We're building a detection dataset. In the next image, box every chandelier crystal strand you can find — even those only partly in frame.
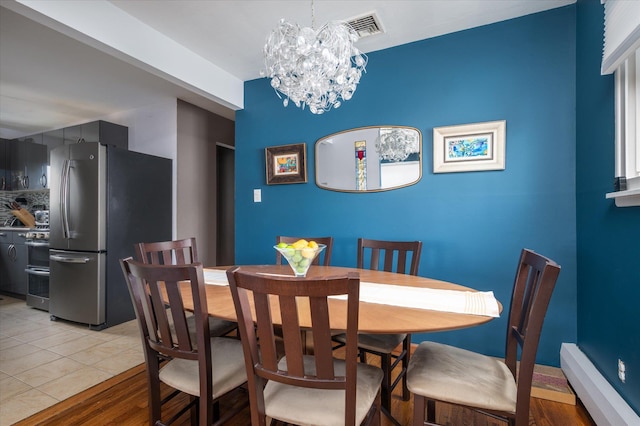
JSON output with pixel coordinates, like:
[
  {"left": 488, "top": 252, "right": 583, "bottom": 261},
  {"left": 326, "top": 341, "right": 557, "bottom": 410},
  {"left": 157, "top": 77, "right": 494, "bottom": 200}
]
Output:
[{"left": 262, "top": 12, "right": 367, "bottom": 114}]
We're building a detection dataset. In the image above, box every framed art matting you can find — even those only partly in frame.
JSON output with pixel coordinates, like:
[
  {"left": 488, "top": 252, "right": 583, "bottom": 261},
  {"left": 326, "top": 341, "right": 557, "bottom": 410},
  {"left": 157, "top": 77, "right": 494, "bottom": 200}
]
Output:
[
  {"left": 433, "top": 120, "right": 506, "bottom": 173},
  {"left": 265, "top": 143, "right": 307, "bottom": 184}
]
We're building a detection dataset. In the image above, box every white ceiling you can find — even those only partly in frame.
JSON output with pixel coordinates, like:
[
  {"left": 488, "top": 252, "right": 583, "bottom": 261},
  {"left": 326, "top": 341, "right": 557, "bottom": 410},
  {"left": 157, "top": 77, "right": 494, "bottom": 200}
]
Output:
[{"left": 0, "top": 0, "right": 575, "bottom": 139}]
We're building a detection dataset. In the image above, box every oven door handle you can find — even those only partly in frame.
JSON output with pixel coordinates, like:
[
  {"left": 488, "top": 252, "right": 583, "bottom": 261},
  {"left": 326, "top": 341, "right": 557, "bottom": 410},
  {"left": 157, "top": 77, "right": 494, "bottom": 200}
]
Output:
[
  {"left": 50, "top": 254, "right": 91, "bottom": 264},
  {"left": 25, "top": 268, "right": 50, "bottom": 277}
]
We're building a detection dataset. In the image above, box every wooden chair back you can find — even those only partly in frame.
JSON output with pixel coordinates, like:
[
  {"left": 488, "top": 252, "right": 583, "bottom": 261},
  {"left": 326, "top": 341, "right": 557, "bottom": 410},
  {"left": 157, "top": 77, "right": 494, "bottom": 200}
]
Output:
[
  {"left": 275, "top": 235, "right": 334, "bottom": 266},
  {"left": 357, "top": 238, "right": 422, "bottom": 275},
  {"left": 505, "top": 248, "right": 561, "bottom": 425},
  {"left": 120, "top": 257, "right": 214, "bottom": 424},
  {"left": 135, "top": 237, "right": 198, "bottom": 265},
  {"left": 134, "top": 237, "right": 238, "bottom": 340},
  {"left": 226, "top": 267, "right": 361, "bottom": 425}
]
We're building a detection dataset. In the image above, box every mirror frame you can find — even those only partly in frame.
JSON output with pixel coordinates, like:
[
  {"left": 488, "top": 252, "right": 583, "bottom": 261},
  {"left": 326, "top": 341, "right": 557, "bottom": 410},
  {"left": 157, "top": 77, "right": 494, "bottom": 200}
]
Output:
[{"left": 314, "top": 125, "right": 422, "bottom": 193}]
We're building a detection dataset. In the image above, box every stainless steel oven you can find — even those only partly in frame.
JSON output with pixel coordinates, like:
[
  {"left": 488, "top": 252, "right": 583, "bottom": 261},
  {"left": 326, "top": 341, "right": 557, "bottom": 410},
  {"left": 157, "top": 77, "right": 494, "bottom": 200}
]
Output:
[{"left": 25, "top": 230, "right": 50, "bottom": 311}]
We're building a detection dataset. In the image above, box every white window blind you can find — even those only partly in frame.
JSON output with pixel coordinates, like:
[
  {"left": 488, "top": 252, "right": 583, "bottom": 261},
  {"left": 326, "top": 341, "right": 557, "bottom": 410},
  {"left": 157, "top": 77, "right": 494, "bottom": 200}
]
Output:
[
  {"left": 606, "top": 49, "right": 640, "bottom": 206},
  {"left": 603, "top": 2, "right": 640, "bottom": 206},
  {"left": 601, "top": 0, "right": 640, "bottom": 75}
]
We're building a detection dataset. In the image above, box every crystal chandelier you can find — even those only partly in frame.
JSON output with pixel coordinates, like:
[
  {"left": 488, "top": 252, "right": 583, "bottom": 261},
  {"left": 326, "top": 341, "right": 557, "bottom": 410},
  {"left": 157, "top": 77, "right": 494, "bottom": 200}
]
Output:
[
  {"left": 375, "top": 128, "right": 420, "bottom": 162},
  {"left": 262, "top": 1, "right": 367, "bottom": 114}
]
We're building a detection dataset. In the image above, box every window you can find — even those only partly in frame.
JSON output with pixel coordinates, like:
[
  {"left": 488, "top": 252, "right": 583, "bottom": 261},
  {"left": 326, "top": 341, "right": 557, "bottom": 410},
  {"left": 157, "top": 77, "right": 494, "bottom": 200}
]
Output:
[
  {"left": 615, "top": 51, "right": 639, "bottom": 185},
  {"left": 602, "top": 0, "right": 640, "bottom": 207}
]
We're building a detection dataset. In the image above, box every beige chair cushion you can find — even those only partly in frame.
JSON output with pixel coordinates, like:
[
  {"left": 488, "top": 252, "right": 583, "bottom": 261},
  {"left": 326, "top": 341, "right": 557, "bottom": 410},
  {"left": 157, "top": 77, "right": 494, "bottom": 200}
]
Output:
[
  {"left": 264, "top": 355, "right": 383, "bottom": 426},
  {"left": 407, "top": 341, "right": 517, "bottom": 414},
  {"left": 159, "top": 337, "right": 247, "bottom": 398}
]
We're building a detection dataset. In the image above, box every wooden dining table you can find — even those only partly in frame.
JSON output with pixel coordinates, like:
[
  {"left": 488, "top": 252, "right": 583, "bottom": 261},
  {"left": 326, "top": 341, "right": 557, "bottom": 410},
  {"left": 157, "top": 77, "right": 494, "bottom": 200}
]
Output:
[{"left": 179, "top": 264, "right": 501, "bottom": 334}]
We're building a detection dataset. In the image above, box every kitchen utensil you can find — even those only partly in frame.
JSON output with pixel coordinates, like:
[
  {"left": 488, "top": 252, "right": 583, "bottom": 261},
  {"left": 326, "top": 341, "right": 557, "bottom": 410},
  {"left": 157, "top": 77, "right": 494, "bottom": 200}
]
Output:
[
  {"left": 11, "top": 209, "right": 36, "bottom": 227},
  {"left": 34, "top": 210, "right": 49, "bottom": 226}
]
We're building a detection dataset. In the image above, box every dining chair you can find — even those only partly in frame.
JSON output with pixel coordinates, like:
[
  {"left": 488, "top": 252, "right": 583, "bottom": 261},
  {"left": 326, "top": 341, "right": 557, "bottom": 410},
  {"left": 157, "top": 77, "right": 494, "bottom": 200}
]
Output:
[
  {"left": 407, "top": 248, "right": 561, "bottom": 426},
  {"left": 120, "top": 257, "right": 248, "bottom": 426},
  {"left": 135, "top": 238, "right": 238, "bottom": 338},
  {"left": 333, "top": 237, "right": 422, "bottom": 423},
  {"left": 226, "top": 266, "right": 383, "bottom": 426},
  {"left": 275, "top": 235, "right": 334, "bottom": 266}
]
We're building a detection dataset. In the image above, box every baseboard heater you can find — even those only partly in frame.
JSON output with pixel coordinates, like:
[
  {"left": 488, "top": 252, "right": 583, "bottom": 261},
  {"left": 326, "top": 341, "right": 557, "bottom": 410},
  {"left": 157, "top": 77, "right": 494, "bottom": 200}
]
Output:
[{"left": 560, "top": 343, "right": 640, "bottom": 425}]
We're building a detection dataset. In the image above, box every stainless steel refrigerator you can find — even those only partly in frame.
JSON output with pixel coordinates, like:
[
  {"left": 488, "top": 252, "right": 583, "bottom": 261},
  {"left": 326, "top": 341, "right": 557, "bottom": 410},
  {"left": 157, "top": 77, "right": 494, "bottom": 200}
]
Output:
[{"left": 49, "top": 142, "right": 171, "bottom": 329}]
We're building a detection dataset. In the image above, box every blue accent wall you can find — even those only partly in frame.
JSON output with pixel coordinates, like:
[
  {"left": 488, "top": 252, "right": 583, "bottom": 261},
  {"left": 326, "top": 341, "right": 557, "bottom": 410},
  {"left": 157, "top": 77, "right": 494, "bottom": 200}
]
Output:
[
  {"left": 576, "top": 0, "right": 640, "bottom": 414},
  {"left": 235, "top": 1, "right": 640, "bottom": 414},
  {"left": 236, "top": 5, "right": 577, "bottom": 368}
]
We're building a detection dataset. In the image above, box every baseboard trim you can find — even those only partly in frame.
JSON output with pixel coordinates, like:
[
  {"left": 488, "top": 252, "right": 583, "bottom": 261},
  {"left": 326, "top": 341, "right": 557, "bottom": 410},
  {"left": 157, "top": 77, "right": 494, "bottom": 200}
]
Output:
[{"left": 560, "top": 343, "right": 640, "bottom": 425}]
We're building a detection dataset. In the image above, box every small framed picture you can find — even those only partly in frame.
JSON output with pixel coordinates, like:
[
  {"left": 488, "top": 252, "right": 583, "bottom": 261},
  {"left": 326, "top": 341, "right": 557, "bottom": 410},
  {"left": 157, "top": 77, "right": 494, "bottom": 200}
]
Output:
[
  {"left": 265, "top": 143, "right": 307, "bottom": 184},
  {"left": 433, "top": 120, "right": 506, "bottom": 173}
]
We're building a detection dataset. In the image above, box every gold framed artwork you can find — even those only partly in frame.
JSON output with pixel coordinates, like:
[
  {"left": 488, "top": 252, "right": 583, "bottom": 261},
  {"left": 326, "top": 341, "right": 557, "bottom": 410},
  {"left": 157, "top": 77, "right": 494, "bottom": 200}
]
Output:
[
  {"left": 433, "top": 120, "right": 506, "bottom": 173},
  {"left": 265, "top": 143, "right": 307, "bottom": 184}
]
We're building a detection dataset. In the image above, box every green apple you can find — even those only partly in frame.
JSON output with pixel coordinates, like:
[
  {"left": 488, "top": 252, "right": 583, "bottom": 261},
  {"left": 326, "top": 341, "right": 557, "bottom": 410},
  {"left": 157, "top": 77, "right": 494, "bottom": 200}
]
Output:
[{"left": 299, "top": 258, "right": 310, "bottom": 268}]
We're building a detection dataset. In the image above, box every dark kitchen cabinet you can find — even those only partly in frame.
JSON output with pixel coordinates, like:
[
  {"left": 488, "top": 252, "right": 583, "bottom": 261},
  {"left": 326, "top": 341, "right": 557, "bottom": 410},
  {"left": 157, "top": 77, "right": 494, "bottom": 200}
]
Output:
[
  {"left": 0, "top": 231, "right": 10, "bottom": 291},
  {"left": 34, "top": 141, "right": 48, "bottom": 189},
  {"left": 20, "top": 134, "right": 48, "bottom": 189},
  {"left": 1, "top": 139, "right": 9, "bottom": 190},
  {"left": 41, "top": 129, "right": 64, "bottom": 189},
  {"left": 63, "top": 121, "right": 128, "bottom": 149},
  {"left": 0, "top": 230, "right": 28, "bottom": 296},
  {"left": 62, "top": 125, "right": 81, "bottom": 145},
  {"left": 43, "top": 128, "right": 64, "bottom": 158},
  {"left": 1, "top": 120, "right": 127, "bottom": 192},
  {"left": 10, "top": 137, "right": 47, "bottom": 190}
]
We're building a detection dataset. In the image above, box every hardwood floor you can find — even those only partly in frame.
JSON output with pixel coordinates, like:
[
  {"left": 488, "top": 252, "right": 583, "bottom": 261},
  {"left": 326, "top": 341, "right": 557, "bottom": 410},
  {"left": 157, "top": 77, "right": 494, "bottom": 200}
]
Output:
[{"left": 17, "top": 358, "right": 595, "bottom": 426}]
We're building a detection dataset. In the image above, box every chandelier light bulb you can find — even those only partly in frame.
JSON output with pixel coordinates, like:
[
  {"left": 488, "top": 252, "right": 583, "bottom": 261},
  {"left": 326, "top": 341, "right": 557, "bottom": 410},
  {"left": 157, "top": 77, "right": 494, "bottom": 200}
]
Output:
[{"left": 263, "top": 18, "right": 367, "bottom": 114}]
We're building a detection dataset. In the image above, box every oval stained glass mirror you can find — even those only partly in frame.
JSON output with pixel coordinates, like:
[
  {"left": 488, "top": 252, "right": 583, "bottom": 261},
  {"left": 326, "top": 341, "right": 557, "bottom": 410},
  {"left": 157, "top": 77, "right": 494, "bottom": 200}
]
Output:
[{"left": 315, "top": 126, "right": 422, "bottom": 192}]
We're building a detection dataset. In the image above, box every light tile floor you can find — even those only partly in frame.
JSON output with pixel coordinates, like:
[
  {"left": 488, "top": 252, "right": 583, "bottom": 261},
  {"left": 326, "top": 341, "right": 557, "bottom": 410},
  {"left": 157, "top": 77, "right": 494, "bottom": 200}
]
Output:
[{"left": 0, "top": 295, "right": 143, "bottom": 426}]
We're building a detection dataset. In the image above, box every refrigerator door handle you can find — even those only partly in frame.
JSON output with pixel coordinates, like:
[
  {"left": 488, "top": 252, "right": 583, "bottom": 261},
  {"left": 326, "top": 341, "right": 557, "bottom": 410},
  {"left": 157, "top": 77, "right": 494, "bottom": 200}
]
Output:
[
  {"left": 50, "top": 254, "right": 91, "bottom": 264},
  {"left": 61, "top": 159, "right": 71, "bottom": 239}
]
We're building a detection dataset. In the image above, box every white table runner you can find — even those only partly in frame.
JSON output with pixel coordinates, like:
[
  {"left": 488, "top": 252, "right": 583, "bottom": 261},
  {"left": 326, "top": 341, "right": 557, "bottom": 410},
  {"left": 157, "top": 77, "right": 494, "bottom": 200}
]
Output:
[
  {"left": 204, "top": 269, "right": 231, "bottom": 286},
  {"left": 331, "top": 282, "right": 500, "bottom": 317},
  {"left": 203, "top": 270, "right": 500, "bottom": 317}
]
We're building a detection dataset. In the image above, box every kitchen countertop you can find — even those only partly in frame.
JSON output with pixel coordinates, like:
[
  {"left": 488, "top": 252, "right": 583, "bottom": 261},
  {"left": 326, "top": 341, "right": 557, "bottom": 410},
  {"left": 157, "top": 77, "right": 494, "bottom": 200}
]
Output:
[{"left": 0, "top": 227, "right": 35, "bottom": 231}]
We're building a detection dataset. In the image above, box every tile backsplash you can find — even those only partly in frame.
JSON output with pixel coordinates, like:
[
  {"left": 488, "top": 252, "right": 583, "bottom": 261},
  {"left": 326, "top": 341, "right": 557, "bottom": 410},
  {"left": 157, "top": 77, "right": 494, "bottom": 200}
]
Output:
[{"left": 0, "top": 190, "right": 49, "bottom": 226}]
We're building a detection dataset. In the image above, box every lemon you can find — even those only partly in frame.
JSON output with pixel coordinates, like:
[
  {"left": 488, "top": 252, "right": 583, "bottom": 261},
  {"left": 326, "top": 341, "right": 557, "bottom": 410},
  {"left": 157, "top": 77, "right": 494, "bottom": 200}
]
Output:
[
  {"left": 308, "top": 241, "right": 318, "bottom": 249},
  {"left": 301, "top": 247, "right": 316, "bottom": 258},
  {"left": 292, "top": 239, "right": 308, "bottom": 249}
]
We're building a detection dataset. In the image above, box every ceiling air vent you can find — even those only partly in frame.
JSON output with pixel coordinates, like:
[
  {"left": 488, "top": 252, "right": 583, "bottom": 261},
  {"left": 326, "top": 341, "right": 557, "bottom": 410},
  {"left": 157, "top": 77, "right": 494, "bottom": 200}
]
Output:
[{"left": 347, "top": 12, "right": 384, "bottom": 39}]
